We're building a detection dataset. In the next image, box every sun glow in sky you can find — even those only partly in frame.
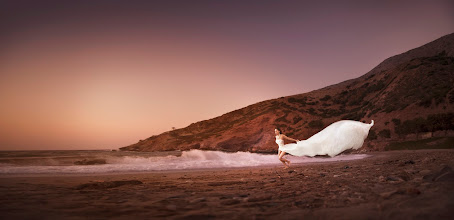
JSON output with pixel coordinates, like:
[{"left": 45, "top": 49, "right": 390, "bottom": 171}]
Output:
[{"left": 1, "top": 0, "right": 453, "bottom": 150}]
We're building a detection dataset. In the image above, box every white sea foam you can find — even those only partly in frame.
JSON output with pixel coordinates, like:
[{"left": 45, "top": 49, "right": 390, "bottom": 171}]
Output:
[{"left": 0, "top": 149, "right": 371, "bottom": 175}]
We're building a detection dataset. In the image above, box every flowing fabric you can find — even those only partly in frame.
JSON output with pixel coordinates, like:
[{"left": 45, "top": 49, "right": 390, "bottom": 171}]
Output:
[{"left": 276, "top": 120, "right": 374, "bottom": 157}]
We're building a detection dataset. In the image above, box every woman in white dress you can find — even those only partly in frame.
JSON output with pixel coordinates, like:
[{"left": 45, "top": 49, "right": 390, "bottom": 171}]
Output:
[
  {"left": 275, "top": 120, "right": 374, "bottom": 168},
  {"left": 275, "top": 128, "right": 299, "bottom": 169}
]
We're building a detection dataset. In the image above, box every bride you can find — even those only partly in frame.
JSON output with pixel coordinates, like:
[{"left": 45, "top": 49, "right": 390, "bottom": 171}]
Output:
[
  {"left": 275, "top": 128, "right": 299, "bottom": 169},
  {"left": 275, "top": 120, "right": 374, "bottom": 168}
]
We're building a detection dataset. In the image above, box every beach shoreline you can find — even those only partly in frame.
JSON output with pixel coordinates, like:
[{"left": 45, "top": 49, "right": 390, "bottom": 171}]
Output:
[
  {"left": 1, "top": 149, "right": 453, "bottom": 219},
  {"left": 0, "top": 150, "right": 372, "bottom": 177}
]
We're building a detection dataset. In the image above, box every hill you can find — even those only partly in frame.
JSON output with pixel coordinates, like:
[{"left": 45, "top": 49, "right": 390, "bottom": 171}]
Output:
[{"left": 120, "top": 33, "right": 454, "bottom": 152}]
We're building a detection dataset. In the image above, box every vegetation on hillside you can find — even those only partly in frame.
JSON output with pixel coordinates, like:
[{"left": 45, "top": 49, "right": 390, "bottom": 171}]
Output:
[{"left": 392, "top": 113, "right": 454, "bottom": 139}]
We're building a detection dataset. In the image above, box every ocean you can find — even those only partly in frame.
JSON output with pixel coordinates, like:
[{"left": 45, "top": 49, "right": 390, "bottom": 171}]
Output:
[{"left": 0, "top": 149, "right": 371, "bottom": 175}]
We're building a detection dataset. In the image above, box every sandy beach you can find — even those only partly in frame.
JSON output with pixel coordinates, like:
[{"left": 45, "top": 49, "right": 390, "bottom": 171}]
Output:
[{"left": 1, "top": 149, "right": 453, "bottom": 219}]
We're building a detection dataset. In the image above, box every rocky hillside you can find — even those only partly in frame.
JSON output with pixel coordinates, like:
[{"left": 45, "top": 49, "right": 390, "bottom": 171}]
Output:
[{"left": 120, "top": 33, "right": 454, "bottom": 153}]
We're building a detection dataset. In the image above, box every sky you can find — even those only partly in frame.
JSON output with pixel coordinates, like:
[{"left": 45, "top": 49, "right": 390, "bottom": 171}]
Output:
[{"left": 1, "top": 0, "right": 453, "bottom": 150}]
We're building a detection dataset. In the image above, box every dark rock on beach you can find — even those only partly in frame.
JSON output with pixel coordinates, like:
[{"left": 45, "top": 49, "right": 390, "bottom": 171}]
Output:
[
  {"left": 75, "top": 180, "right": 143, "bottom": 190},
  {"left": 423, "top": 165, "right": 454, "bottom": 182},
  {"left": 74, "top": 159, "right": 107, "bottom": 165}
]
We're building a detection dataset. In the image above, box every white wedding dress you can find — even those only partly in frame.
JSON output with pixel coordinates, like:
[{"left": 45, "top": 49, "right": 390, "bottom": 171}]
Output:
[{"left": 276, "top": 120, "right": 374, "bottom": 157}]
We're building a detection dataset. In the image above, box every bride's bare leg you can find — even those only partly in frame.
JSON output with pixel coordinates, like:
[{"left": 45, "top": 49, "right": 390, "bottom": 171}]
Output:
[
  {"left": 278, "top": 150, "right": 286, "bottom": 167},
  {"left": 279, "top": 151, "right": 291, "bottom": 166},
  {"left": 278, "top": 151, "right": 289, "bottom": 169}
]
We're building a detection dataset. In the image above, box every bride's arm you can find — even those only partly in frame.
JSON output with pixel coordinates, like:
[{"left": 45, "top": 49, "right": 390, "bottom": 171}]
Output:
[{"left": 283, "top": 135, "right": 299, "bottom": 142}]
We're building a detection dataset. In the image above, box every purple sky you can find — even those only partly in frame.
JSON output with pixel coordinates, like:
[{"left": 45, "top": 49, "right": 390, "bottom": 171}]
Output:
[{"left": 1, "top": 0, "right": 453, "bottom": 150}]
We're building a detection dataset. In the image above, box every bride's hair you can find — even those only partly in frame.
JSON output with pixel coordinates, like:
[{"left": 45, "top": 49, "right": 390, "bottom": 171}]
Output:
[{"left": 276, "top": 128, "right": 282, "bottom": 134}]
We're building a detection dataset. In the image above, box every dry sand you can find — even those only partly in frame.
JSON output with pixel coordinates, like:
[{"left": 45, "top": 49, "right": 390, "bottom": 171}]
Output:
[{"left": 1, "top": 149, "right": 454, "bottom": 219}]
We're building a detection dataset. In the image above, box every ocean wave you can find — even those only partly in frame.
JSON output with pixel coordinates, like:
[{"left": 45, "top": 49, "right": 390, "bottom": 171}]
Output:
[{"left": 0, "top": 149, "right": 371, "bottom": 174}]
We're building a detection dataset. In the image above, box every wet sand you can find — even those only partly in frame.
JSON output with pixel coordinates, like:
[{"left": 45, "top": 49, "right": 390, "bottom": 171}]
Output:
[{"left": 1, "top": 149, "right": 454, "bottom": 219}]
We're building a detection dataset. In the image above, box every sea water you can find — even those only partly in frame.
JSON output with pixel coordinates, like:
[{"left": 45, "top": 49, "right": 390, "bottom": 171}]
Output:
[{"left": 0, "top": 149, "right": 371, "bottom": 175}]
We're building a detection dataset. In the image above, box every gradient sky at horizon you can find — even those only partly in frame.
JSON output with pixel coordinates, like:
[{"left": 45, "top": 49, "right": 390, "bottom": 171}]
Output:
[{"left": 1, "top": 0, "right": 453, "bottom": 150}]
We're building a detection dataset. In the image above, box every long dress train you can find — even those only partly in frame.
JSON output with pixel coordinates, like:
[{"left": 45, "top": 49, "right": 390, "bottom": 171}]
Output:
[{"left": 276, "top": 120, "right": 374, "bottom": 157}]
